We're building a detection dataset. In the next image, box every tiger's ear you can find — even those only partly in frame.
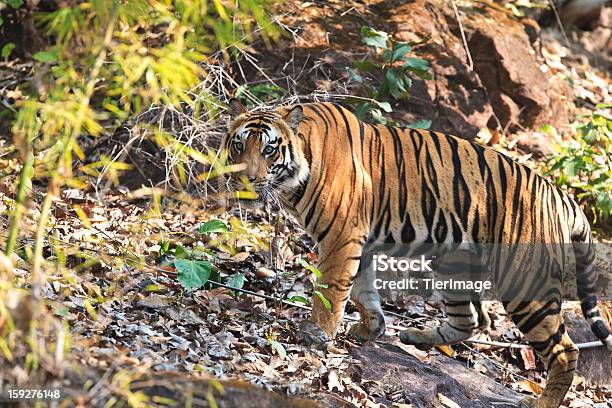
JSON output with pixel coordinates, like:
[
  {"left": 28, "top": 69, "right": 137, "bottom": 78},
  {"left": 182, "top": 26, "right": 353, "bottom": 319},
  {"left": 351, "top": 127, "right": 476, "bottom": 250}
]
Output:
[
  {"left": 228, "top": 98, "right": 247, "bottom": 119},
  {"left": 284, "top": 105, "right": 304, "bottom": 131}
]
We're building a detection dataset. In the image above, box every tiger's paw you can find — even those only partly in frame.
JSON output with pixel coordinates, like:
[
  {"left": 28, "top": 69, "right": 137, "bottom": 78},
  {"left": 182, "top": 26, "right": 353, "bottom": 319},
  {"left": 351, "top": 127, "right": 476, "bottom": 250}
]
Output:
[
  {"left": 348, "top": 315, "right": 386, "bottom": 342},
  {"left": 348, "top": 323, "right": 383, "bottom": 342},
  {"left": 517, "top": 397, "right": 538, "bottom": 407},
  {"left": 399, "top": 327, "right": 434, "bottom": 345},
  {"left": 296, "top": 320, "right": 328, "bottom": 349}
]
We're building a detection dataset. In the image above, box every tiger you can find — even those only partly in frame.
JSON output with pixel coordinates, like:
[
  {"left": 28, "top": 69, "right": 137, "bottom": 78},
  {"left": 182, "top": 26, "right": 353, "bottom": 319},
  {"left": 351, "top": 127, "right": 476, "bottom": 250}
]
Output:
[{"left": 219, "top": 98, "right": 612, "bottom": 408}]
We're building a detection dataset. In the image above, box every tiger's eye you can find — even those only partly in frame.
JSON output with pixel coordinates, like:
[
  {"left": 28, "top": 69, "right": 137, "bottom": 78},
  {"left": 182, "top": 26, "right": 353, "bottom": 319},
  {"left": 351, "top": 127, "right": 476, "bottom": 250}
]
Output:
[
  {"left": 263, "top": 146, "right": 275, "bottom": 156},
  {"left": 235, "top": 141, "right": 244, "bottom": 151}
]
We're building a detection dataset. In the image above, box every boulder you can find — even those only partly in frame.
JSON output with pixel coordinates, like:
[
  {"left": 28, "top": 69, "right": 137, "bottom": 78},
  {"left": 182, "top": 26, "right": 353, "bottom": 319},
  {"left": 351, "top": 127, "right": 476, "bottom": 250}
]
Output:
[{"left": 349, "top": 344, "right": 523, "bottom": 407}]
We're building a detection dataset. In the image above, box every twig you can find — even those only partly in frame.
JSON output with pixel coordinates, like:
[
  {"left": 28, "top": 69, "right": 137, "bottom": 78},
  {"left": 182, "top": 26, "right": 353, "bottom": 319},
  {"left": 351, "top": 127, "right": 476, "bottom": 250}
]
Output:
[
  {"left": 450, "top": 0, "right": 474, "bottom": 71},
  {"left": 548, "top": 0, "right": 571, "bottom": 48}
]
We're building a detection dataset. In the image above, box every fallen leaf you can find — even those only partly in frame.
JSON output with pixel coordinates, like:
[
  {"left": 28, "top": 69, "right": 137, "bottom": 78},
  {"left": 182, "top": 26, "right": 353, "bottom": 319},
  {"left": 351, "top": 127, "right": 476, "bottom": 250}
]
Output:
[
  {"left": 255, "top": 267, "right": 275, "bottom": 278},
  {"left": 394, "top": 343, "right": 430, "bottom": 363},
  {"left": 326, "top": 369, "right": 345, "bottom": 393},
  {"left": 518, "top": 380, "right": 543, "bottom": 395},
  {"left": 437, "top": 393, "right": 461, "bottom": 408},
  {"left": 436, "top": 345, "right": 455, "bottom": 358},
  {"left": 136, "top": 294, "right": 171, "bottom": 310},
  {"left": 520, "top": 347, "right": 537, "bottom": 370}
]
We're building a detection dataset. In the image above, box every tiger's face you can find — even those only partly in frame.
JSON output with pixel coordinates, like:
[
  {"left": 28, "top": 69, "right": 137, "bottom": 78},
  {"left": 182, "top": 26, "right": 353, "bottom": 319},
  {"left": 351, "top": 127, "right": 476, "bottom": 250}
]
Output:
[{"left": 220, "top": 99, "right": 309, "bottom": 209}]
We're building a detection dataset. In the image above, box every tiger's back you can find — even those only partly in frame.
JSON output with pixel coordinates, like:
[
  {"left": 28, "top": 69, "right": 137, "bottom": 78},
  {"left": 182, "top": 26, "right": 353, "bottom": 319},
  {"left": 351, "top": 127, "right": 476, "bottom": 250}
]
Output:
[{"left": 300, "top": 102, "right": 584, "bottom": 247}]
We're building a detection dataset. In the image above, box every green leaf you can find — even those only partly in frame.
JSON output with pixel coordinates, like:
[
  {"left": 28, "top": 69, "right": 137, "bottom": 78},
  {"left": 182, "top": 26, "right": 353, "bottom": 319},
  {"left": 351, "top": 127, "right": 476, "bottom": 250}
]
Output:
[
  {"left": 346, "top": 67, "right": 364, "bottom": 84},
  {"left": 314, "top": 291, "right": 332, "bottom": 311},
  {"left": 538, "top": 124, "right": 557, "bottom": 136},
  {"left": 371, "top": 109, "right": 387, "bottom": 124},
  {"left": 352, "top": 60, "right": 378, "bottom": 73},
  {"left": 375, "top": 101, "right": 392, "bottom": 113},
  {"left": 32, "top": 47, "right": 59, "bottom": 63},
  {"left": 403, "top": 57, "right": 430, "bottom": 73},
  {"left": 385, "top": 69, "right": 407, "bottom": 99},
  {"left": 174, "top": 259, "right": 212, "bottom": 290},
  {"left": 401, "top": 75, "right": 413, "bottom": 92},
  {"left": 354, "top": 101, "right": 372, "bottom": 120},
  {"left": 391, "top": 43, "right": 412, "bottom": 62},
  {"left": 267, "top": 338, "right": 286, "bottom": 359},
  {"left": 54, "top": 306, "right": 69, "bottom": 317},
  {"left": 595, "top": 103, "right": 612, "bottom": 110},
  {"left": 1, "top": 43, "right": 15, "bottom": 59},
  {"left": 226, "top": 272, "right": 245, "bottom": 290},
  {"left": 297, "top": 258, "right": 323, "bottom": 281},
  {"left": 198, "top": 219, "right": 228, "bottom": 234},
  {"left": 8, "top": 0, "right": 23, "bottom": 8},
  {"left": 287, "top": 295, "right": 309, "bottom": 305},
  {"left": 360, "top": 26, "right": 388, "bottom": 49},
  {"left": 160, "top": 241, "right": 170, "bottom": 255},
  {"left": 174, "top": 245, "right": 190, "bottom": 259},
  {"left": 406, "top": 119, "right": 432, "bottom": 130}
]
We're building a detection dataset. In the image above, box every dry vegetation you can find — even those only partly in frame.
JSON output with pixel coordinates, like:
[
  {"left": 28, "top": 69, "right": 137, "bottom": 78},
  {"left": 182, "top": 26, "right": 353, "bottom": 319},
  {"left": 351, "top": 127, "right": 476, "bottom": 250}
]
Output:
[{"left": 0, "top": 0, "right": 610, "bottom": 407}]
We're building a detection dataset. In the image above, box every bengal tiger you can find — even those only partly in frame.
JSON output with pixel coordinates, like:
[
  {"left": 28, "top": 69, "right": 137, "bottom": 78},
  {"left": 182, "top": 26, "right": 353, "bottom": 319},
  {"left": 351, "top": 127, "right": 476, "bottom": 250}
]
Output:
[{"left": 219, "top": 99, "right": 612, "bottom": 408}]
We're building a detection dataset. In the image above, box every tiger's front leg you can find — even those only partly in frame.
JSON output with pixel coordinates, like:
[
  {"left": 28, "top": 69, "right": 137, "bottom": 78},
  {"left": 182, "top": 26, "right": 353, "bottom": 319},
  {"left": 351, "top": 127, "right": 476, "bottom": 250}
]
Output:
[
  {"left": 297, "top": 236, "right": 365, "bottom": 345},
  {"left": 348, "top": 263, "right": 386, "bottom": 341}
]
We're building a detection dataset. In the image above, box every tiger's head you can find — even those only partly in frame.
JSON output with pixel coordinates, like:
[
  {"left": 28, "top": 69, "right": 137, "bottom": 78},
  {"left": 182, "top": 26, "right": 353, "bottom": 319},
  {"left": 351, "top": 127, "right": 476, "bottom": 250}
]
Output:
[{"left": 219, "top": 99, "right": 310, "bottom": 209}]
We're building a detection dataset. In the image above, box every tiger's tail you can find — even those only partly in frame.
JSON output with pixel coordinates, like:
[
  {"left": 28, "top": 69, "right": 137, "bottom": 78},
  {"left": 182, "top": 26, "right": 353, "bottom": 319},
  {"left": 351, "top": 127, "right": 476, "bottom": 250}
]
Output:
[{"left": 572, "top": 210, "right": 612, "bottom": 350}]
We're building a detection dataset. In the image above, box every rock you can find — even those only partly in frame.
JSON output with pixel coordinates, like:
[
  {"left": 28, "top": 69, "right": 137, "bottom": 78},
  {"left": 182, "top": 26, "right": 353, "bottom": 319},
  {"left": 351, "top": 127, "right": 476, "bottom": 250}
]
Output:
[
  {"left": 350, "top": 345, "right": 523, "bottom": 407},
  {"left": 377, "top": 0, "right": 496, "bottom": 138},
  {"left": 466, "top": 12, "right": 558, "bottom": 130},
  {"left": 396, "top": 44, "right": 494, "bottom": 138},
  {"left": 108, "top": 373, "right": 342, "bottom": 408},
  {"left": 528, "top": 0, "right": 607, "bottom": 29},
  {"left": 515, "top": 131, "right": 553, "bottom": 158},
  {"left": 256, "top": 266, "right": 276, "bottom": 278},
  {"left": 564, "top": 310, "right": 612, "bottom": 387},
  {"left": 559, "top": 0, "right": 608, "bottom": 28},
  {"left": 395, "top": 0, "right": 573, "bottom": 132}
]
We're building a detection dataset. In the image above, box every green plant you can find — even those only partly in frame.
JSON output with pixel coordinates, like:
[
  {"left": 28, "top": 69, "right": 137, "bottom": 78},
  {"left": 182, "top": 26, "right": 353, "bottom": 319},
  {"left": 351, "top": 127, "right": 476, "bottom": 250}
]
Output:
[
  {"left": 288, "top": 258, "right": 331, "bottom": 311},
  {"left": 266, "top": 332, "right": 286, "bottom": 359},
  {"left": 544, "top": 105, "right": 612, "bottom": 224},
  {"left": 346, "top": 26, "right": 431, "bottom": 126},
  {"left": 164, "top": 218, "right": 262, "bottom": 291},
  {"left": 235, "top": 82, "right": 287, "bottom": 106},
  {"left": 1, "top": 42, "right": 15, "bottom": 60},
  {"left": 7, "top": 0, "right": 278, "bottom": 255}
]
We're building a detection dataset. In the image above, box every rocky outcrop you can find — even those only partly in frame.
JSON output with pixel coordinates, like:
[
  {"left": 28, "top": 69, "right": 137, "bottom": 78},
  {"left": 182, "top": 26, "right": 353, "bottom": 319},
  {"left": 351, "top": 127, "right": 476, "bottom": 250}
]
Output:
[
  {"left": 263, "top": 0, "right": 575, "bottom": 139},
  {"left": 384, "top": 0, "right": 573, "bottom": 135}
]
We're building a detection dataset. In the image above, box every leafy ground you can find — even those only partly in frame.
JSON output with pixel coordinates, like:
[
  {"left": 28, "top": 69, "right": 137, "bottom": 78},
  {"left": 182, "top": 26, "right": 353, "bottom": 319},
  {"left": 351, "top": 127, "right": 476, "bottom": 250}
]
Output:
[{"left": 1, "top": 177, "right": 611, "bottom": 407}]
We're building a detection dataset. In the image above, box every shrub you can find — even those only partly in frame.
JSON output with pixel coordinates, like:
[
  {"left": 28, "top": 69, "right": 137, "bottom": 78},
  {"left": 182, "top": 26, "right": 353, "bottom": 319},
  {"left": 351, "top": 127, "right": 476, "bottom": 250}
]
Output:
[
  {"left": 346, "top": 26, "right": 431, "bottom": 127},
  {"left": 545, "top": 105, "right": 612, "bottom": 224}
]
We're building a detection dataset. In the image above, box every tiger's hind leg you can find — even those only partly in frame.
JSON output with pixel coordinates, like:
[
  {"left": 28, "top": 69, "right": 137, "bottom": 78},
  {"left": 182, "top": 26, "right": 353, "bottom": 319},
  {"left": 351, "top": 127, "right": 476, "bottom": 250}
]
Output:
[
  {"left": 400, "top": 300, "right": 481, "bottom": 345},
  {"left": 348, "top": 264, "right": 386, "bottom": 341},
  {"left": 475, "top": 301, "right": 491, "bottom": 331},
  {"left": 507, "top": 301, "right": 579, "bottom": 408},
  {"left": 400, "top": 252, "right": 488, "bottom": 346}
]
